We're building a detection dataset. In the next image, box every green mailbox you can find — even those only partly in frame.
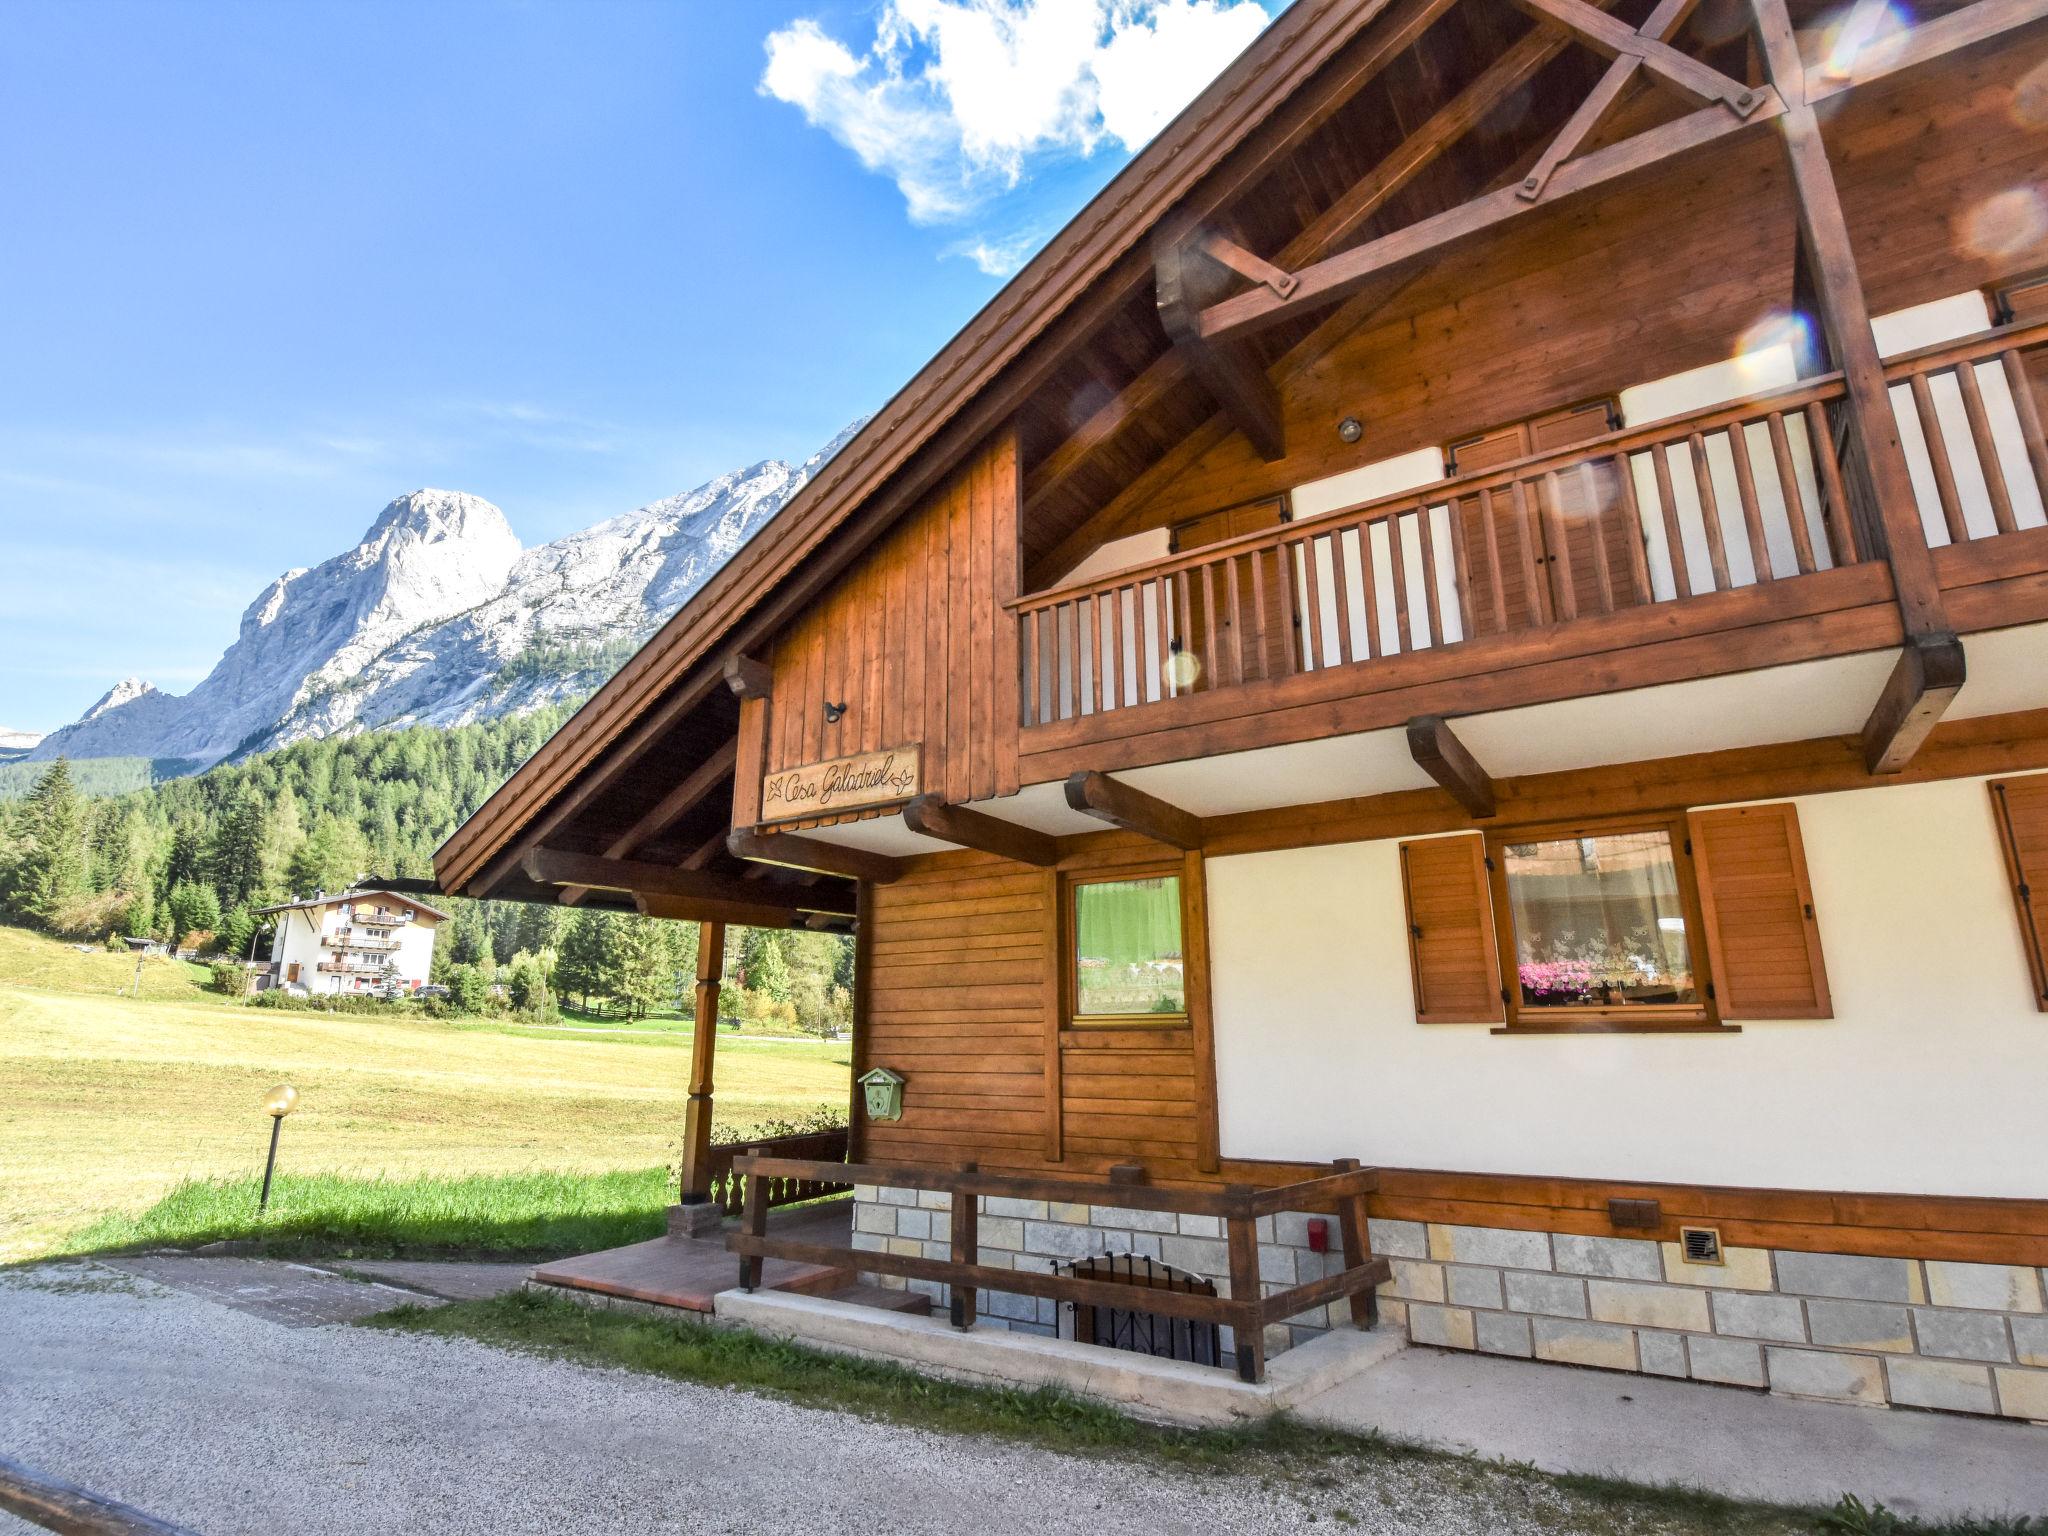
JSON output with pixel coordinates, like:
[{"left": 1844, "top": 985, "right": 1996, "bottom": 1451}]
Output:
[{"left": 858, "top": 1066, "right": 906, "bottom": 1122}]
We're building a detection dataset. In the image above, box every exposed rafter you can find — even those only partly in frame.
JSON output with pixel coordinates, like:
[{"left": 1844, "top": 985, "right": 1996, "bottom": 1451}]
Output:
[
  {"left": 723, "top": 652, "right": 773, "bottom": 699},
  {"left": 1512, "top": 0, "right": 1759, "bottom": 113},
  {"left": 902, "top": 795, "right": 1061, "bottom": 866},
  {"left": 727, "top": 827, "right": 906, "bottom": 885},
  {"left": 1518, "top": 0, "right": 1698, "bottom": 201},
  {"left": 1406, "top": 716, "right": 1498, "bottom": 818},
  {"left": 1861, "top": 634, "right": 1967, "bottom": 775},
  {"left": 559, "top": 737, "right": 740, "bottom": 907},
  {"left": 1156, "top": 233, "right": 1286, "bottom": 461},
  {"left": 1064, "top": 770, "right": 1205, "bottom": 849},
  {"left": 522, "top": 847, "right": 848, "bottom": 925}
]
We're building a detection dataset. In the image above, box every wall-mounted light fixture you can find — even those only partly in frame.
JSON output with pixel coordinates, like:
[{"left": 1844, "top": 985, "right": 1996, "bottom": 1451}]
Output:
[
  {"left": 822, "top": 700, "right": 849, "bottom": 724},
  {"left": 1337, "top": 416, "right": 1363, "bottom": 444}
]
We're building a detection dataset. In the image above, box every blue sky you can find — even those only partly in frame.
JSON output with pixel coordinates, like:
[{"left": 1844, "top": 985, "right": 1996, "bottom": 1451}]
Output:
[{"left": 0, "top": 0, "right": 1275, "bottom": 735}]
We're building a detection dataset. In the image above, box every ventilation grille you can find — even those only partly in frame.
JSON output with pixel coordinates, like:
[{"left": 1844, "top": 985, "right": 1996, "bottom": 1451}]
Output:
[{"left": 1679, "top": 1225, "right": 1724, "bottom": 1266}]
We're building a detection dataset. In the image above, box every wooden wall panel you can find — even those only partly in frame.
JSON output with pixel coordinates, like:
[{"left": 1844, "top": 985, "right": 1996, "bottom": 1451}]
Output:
[{"left": 759, "top": 428, "right": 1020, "bottom": 826}]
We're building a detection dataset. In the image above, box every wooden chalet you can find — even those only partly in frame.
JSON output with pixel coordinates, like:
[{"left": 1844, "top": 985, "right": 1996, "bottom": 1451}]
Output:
[{"left": 439, "top": 0, "right": 2048, "bottom": 1411}]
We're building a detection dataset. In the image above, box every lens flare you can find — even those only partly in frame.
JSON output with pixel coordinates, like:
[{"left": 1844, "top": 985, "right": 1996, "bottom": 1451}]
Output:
[
  {"left": 1732, "top": 310, "right": 1811, "bottom": 381},
  {"left": 2012, "top": 59, "right": 2048, "bottom": 131},
  {"left": 1816, "top": 0, "right": 1909, "bottom": 81},
  {"left": 1163, "top": 647, "right": 1201, "bottom": 691},
  {"left": 1958, "top": 188, "right": 2048, "bottom": 261}
]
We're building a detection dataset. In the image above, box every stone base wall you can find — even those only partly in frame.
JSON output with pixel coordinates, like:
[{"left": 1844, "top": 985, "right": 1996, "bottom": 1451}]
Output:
[{"left": 851, "top": 1188, "right": 2048, "bottom": 1421}]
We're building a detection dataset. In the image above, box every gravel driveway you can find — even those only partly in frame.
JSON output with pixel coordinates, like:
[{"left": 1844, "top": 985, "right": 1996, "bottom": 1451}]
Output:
[{"left": 0, "top": 1259, "right": 1720, "bottom": 1536}]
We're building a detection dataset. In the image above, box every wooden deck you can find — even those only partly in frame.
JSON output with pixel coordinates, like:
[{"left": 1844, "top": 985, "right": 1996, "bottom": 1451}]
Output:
[{"left": 529, "top": 1200, "right": 858, "bottom": 1314}]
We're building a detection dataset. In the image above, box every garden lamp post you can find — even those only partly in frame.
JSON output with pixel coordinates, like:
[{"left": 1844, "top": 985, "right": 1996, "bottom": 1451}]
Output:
[{"left": 257, "top": 1084, "right": 298, "bottom": 1214}]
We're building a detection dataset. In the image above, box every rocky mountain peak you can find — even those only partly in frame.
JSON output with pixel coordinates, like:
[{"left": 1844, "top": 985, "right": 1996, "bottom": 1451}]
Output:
[{"left": 83, "top": 678, "right": 162, "bottom": 720}]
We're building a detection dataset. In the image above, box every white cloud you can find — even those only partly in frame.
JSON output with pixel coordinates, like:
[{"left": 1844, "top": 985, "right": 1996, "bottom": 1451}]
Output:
[{"left": 762, "top": 1, "right": 1270, "bottom": 268}]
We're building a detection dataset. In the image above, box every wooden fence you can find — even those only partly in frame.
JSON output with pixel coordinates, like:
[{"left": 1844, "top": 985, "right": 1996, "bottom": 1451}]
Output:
[{"left": 727, "top": 1154, "right": 1389, "bottom": 1383}]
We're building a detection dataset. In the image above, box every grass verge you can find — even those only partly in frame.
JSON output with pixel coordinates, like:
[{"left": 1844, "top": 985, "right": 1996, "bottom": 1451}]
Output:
[
  {"left": 372, "top": 1291, "right": 2034, "bottom": 1535},
  {"left": 58, "top": 1167, "right": 672, "bottom": 1261}
]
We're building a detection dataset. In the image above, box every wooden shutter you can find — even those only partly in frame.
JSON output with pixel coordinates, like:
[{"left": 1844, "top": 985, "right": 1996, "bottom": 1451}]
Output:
[
  {"left": 1989, "top": 775, "right": 2048, "bottom": 1011},
  {"left": 1399, "top": 834, "right": 1503, "bottom": 1024},
  {"left": 1687, "top": 803, "right": 1832, "bottom": 1019}
]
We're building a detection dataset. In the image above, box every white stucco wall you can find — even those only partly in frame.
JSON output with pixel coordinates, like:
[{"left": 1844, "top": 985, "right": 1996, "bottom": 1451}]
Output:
[{"left": 1207, "top": 774, "right": 2048, "bottom": 1199}]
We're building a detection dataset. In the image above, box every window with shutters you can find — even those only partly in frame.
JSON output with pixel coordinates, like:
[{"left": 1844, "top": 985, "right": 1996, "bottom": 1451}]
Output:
[
  {"left": 1400, "top": 805, "right": 1828, "bottom": 1031},
  {"left": 1484, "top": 815, "right": 1718, "bottom": 1030},
  {"left": 1988, "top": 774, "right": 2048, "bottom": 1011}
]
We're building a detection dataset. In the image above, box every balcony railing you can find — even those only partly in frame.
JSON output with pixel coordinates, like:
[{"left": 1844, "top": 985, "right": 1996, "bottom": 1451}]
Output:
[
  {"left": 1014, "top": 320, "right": 2048, "bottom": 730},
  {"left": 324, "top": 933, "right": 401, "bottom": 952}
]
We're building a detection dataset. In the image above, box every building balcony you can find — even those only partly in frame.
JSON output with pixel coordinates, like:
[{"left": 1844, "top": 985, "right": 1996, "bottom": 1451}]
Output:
[
  {"left": 322, "top": 933, "right": 402, "bottom": 952},
  {"left": 1010, "top": 320, "right": 2048, "bottom": 780}
]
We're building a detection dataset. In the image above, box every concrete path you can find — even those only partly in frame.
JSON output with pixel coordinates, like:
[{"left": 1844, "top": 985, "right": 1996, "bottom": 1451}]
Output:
[
  {"left": 1295, "top": 1341, "right": 2048, "bottom": 1524},
  {"left": 0, "top": 1260, "right": 1600, "bottom": 1536}
]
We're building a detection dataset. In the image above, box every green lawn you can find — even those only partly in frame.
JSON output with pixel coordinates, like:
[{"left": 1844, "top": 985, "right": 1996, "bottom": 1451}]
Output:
[{"left": 0, "top": 925, "right": 847, "bottom": 1262}]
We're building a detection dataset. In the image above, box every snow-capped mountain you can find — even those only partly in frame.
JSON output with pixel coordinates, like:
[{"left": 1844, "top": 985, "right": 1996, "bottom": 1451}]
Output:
[
  {"left": 30, "top": 423, "right": 862, "bottom": 768},
  {"left": 0, "top": 727, "right": 42, "bottom": 754}
]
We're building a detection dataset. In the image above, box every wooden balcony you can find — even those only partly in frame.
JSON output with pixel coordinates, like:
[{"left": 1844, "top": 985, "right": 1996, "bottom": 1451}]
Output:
[{"left": 1012, "top": 322, "right": 2048, "bottom": 776}]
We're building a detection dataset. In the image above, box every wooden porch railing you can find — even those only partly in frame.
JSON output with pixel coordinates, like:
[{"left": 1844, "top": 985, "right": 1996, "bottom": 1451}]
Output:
[
  {"left": 0, "top": 1456, "right": 199, "bottom": 1536},
  {"left": 727, "top": 1154, "right": 1389, "bottom": 1383},
  {"left": 1014, "top": 319, "right": 2048, "bottom": 728},
  {"left": 702, "top": 1127, "right": 851, "bottom": 1216}
]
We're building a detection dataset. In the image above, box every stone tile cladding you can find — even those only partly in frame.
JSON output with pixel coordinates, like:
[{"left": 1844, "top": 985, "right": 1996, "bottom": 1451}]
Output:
[{"left": 850, "top": 1189, "right": 2048, "bottom": 1421}]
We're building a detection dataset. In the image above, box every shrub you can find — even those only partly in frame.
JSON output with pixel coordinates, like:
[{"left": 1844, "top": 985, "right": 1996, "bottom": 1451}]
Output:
[{"left": 209, "top": 960, "right": 249, "bottom": 997}]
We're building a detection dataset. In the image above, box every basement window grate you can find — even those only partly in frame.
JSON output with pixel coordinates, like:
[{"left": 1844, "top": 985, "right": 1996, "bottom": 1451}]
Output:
[{"left": 1053, "top": 1253, "right": 1222, "bottom": 1367}]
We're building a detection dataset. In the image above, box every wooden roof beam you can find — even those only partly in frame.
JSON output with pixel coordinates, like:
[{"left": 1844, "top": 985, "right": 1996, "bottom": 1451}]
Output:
[
  {"left": 522, "top": 847, "right": 851, "bottom": 924},
  {"left": 1519, "top": 0, "right": 1700, "bottom": 201},
  {"left": 727, "top": 827, "right": 906, "bottom": 885},
  {"left": 558, "top": 737, "right": 741, "bottom": 907},
  {"left": 723, "top": 652, "right": 773, "bottom": 699},
  {"left": 1861, "top": 633, "right": 1967, "bottom": 775},
  {"left": 1513, "top": 0, "right": 1760, "bottom": 113},
  {"left": 1064, "top": 771, "right": 1205, "bottom": 850},
  {"left": 1806, "top": 0, "right": 2048, "bottom": 102},
  {"left": 1197, "top": 90, "right": 1785, "bottom": 345},
  {"left": 1407, "top": 715, "right": 1498, "bottom": 818},
  {"left": 1156, "top": 235, "right": 1286, "bottom": 461},
  {"left": 902, "top": 795, "right": 1061, "bottom": 866}
]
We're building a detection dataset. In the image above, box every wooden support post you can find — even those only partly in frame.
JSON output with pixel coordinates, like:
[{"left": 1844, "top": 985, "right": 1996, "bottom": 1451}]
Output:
[
  {"left": 902, "top": 794, "right": 1060, "bottom": 866},
  {"left": 1226, "top": 1193, "right": 1267, "bottom": 1383},
  {"left": 949, "top": 1163, "right": 979, "bottom": 1330},
  {"left": 1063, "top": 770, "right": 1205, "bottom": 849},
  {"left": 679, "top": 921, "right": 726, "bottom": 1204},
  {"left": 737, "top": 1144, "right": 767, "bottom": 1292},
  {"left": 1156, "top": 232, "right": 1286, "bottom": 461},
  {"left": 1751, "top": 0, "right": 1946, "bottom": 639},
  {"left": 1861, "top": 632, "right": 1968, "bottom": 774},
  {"left": 1332, "top": 1156, "right": 1379, "bottom": 1331},
  {"left": 1406, "top": 715, "right": 1497, "bottom": 818}
]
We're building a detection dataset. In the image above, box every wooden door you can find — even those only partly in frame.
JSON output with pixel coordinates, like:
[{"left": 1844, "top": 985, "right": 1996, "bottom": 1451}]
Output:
[{"left": 1171, "top": 495, "right": 1290, "bottom": 686}]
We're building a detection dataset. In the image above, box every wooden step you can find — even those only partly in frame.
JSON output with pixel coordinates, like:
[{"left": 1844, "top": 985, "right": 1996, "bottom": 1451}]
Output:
[{"left": 819, "top": 1281, "right": 933, "bottom": 1316}]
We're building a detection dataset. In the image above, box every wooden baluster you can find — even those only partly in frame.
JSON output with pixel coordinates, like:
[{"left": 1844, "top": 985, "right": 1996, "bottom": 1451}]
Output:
[
  {"left": 1418, "top": 500, "right": 1445, "bottom": 645},
  {"left": 1222, "top": 557, "right": 1245, "bottom": 686},
  {"left": 1688, "top": 432, "right": 1732, "bottom": 592},
  {"left": 1387, "top": 513, "right": 1414, "bottom": 650},
  {"left": 1226, "top": 1194, "right": 1266, "bottom": 1384},
  {"left": 1327, "top": 523, "right": 1355, "bottom": 666},
  {"left": 1910, "top": 370, "right": 1969, "bottom": 544},
  {"left": 1806, "top": 400, "right": 1859, "bottom": 563},
  {"left": 1104, "top": 584, "right": 1124, "bottom": 710},
  {"left": 738, "top": 1144, "right": 767, "bottom": 1292},
  {"left": 949, "top": 1165, "right": 978, "bottom": 1330},
  {"left": 1726, "top": 422, "right": 1774, "bottom": 583},
  {"left": 1539, "top": 472, "right": 1577, "bottom": 622},
  {"left": 1955, "top": 360, "right": 2019, "bottom": 536},
  {"left": 1275, "top": 540, "right": 1301, "bottom": 676},
  {"left": 1019, "top": 607, "right": 1039, "bottom": 726},
  {"left": 2000, "top": 349, "right": 2048, "bottom": 514},
  {"left": 1198, "top": 562, "right": 1220, "bottom": 689},
  {"left": 1767, "top": 412, "right": 1820, "bottom": 574},
  {"left": 1332, "top": 1157, "right": 1377, "bottom": 1331},
  {"left": 1478, "top": 487, "right": 1509, "bottom": 633},
  {"left": 1356, "top": 522, "right": 1381, "bottom": 660},
  {"left": 1153, "top": 575, "right": 1172, "bottom": 703},
  {"left": 1650, "top": 442, "right": 1690, "bottom": 596},
  {"left": 1248, "top": 546, "right": 1271, "bottom": 681},
  {"left": 1444, "top": 496, "right": 1475, "bottom": 643},
  {"left": 1066, "top": 600, "right": 1084, "bottom": 720},
  {"left": 1577, "top": 461, "right": 1616, "bottom": 613},
  {"left": 1300, "top": 529, "right": 1324, "bottom": 671},
  {"left": 1612, "top": 454, "right": 1653, "bottom": 605},
  {"left": 1510, "top": 480, "right": 1548, "bottom": 624}
]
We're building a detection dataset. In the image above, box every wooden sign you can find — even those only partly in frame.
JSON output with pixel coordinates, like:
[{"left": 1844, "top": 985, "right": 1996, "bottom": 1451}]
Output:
[{"left": 761, "top": 744, "right": 922, "bottom": 823}]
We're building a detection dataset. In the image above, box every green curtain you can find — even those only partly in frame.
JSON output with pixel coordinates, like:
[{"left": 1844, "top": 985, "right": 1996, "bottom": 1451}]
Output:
[{"left": 1076, "top": 877, "right": 1182, "bottom": 964}]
